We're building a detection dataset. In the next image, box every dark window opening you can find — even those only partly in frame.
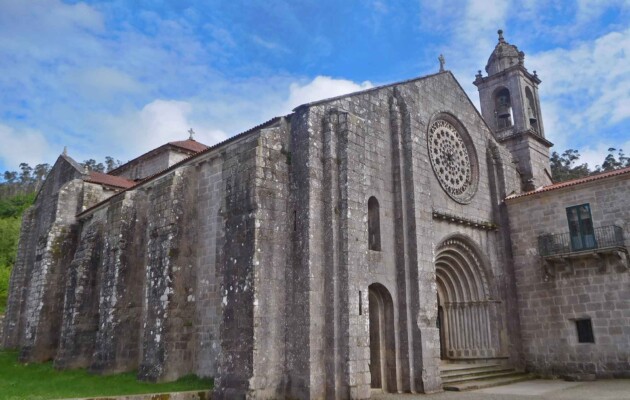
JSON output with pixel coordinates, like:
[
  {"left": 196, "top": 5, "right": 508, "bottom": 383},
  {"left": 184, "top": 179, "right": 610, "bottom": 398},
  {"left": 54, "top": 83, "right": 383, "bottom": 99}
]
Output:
[
  {"left": 494, "top": 88, "right": 513, "bottom": 129},
  {"left": 575, "top": 319, "right": 595, "bottom": 343},
  {"left": 566, "top": 204, "right": 596, "bottom": 251},
  {"left": 368, "top": 196, "right": 381, "bottom": 251},
  {"left": 293, "top": 210, "right": 297, "bottom": 231}
]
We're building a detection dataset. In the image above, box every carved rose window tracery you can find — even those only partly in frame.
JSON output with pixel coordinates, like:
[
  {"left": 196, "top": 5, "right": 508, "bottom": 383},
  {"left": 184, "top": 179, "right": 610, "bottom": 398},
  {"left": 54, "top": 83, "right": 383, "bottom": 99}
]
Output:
[{"left": 428, "top": 119, "right": 477, "bottom": 203}]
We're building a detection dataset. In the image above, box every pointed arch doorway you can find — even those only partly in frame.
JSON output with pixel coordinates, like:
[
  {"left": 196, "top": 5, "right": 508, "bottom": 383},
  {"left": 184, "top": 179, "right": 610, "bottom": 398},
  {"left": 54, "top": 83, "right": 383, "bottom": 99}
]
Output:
[
  {"left": 435, "top": 237, "right": 501, "bottom": 359},
  {"left": 368, "top": 283, "right": 397, "bottom": 392}
]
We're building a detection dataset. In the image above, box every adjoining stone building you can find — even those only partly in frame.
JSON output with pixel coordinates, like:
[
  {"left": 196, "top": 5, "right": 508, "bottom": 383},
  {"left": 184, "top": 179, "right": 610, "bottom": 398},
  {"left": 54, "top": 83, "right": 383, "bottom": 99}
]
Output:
[
  {"left": 507, "top": 168, "right": 630, "bottom": 378},
  {"left": 1, "top": 31, "right": 628, "bottom": 399}
]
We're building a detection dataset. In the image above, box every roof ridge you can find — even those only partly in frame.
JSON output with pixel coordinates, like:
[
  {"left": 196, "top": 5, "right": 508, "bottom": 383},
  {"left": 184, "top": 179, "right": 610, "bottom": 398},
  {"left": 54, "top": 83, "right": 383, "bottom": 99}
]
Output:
[{"left": 293, "top": 71, "right": 448, "bottom": 110}]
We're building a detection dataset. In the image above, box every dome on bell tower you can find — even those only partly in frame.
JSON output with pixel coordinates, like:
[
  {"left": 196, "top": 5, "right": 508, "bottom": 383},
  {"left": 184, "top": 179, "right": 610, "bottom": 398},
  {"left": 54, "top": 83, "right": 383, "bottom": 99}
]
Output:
[{"left": 485, "top": 29, "right": 525, "bottom": 75}]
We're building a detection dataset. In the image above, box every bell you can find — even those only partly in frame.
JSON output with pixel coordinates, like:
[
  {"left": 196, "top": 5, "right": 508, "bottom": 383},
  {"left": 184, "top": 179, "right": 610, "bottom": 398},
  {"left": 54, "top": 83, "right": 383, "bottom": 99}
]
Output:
[
  {"left": 527, "top": 106, "right": 536, "bottom": 121},
  {"left": 497, "top": 105, "right": 511, "bottom": 119}
]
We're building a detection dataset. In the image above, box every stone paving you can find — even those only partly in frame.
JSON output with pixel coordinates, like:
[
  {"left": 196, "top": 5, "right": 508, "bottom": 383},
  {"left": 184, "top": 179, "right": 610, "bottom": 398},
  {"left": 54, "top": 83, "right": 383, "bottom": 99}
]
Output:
[{"left": 372, "top": 379, "right": 630, "bottom": 400}]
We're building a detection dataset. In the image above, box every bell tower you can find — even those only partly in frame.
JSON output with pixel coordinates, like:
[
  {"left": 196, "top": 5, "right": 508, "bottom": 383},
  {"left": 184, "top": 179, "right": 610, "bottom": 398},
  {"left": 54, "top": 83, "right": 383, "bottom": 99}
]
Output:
[{"left": 474, "top": 30, "right": 553, "bottom": 191}]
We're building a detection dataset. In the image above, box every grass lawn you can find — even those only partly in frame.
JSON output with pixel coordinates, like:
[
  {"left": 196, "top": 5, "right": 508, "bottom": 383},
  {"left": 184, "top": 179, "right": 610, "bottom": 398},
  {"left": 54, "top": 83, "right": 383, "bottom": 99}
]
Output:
[{"left": 0, "top": 351, "right": 213, "bottom": 400}]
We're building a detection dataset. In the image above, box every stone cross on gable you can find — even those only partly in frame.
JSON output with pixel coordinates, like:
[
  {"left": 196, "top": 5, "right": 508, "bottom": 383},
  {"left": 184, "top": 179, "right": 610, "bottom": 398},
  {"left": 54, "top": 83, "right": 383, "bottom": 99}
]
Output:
[
  {"left": 438, "top": 54, "right": 445, "bottom": 72},
  {"left": 188, "top": 128, "right": 195, "bottom": 140}
]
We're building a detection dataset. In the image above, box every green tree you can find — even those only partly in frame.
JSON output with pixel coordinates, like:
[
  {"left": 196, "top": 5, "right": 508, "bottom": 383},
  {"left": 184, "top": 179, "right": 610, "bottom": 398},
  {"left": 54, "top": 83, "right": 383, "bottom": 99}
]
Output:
[
  {"left": 0, "top": 192, "right": 36, "bottom": 218},
  {"left": 595, "top": 148, "right": 630, "bottom": 172},
  {"left": 0, "top": 265, "right": 10, "bottom": 313},
  {"left": 3, "top": 171, "right": 17, "bottom": 184},
  {"left": 550, "top": 149, "right": 590, "bottom": 183},
  {"left": 0, "top": 217, "right": 21, "bottom": 266},
  {"left": 18, "top": 163, "right": 33, "bottom": 185},
  {"left": 0, "top": 193, "right": 34, "bottom": 314},
  {"left": 105, "top": 156, "right": 122, "bottom": 172},
  {"left": 82, "top": 159, "right": 105, "bottom": 173}
]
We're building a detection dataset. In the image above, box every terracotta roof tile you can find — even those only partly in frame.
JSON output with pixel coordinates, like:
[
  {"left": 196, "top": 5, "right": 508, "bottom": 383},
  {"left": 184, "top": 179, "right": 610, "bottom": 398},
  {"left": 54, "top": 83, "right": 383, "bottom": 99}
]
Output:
[
  {"left": 507, "top": 166, "right": 630, "bottom": 200},
  {"left": 77, "top": 116, "right": 284, "bottom": 218},
  {"left": 169, "top": 139, "right": 208, "bottom": 153},
  {"left": 85, "top": 171, "right": 136, "bottom": 189}
]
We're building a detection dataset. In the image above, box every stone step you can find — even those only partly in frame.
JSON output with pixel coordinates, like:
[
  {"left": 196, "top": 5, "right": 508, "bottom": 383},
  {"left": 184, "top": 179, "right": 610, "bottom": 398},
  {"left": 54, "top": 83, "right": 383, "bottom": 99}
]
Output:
[
  {"left": 443, "top": 372, "right": 534, "bottom": 391},
  {"left": 440, "top": 362, "right": 503, "bottom": 371},
  {"left": 441, "top": 369, "right": 518, "bottom": 384},
  {"left": 440, "top": 364, "right": 509, "bottom": 378}
]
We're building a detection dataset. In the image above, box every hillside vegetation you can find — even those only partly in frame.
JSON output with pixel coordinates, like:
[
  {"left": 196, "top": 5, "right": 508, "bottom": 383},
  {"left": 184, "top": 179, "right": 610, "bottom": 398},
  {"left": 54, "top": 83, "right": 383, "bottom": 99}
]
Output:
[{"left": 0, "top": 193, "right": 35, "bottom": 314}]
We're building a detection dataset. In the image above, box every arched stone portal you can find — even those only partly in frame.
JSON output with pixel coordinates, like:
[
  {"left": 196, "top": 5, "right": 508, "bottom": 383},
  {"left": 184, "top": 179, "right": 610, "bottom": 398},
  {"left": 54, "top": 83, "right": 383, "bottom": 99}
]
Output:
[
  {"left": 368, "top": 283, "right": 397, "bottom": 392},
  {"left": 435, "top": 237, "right": 502, "bottom": 359}
]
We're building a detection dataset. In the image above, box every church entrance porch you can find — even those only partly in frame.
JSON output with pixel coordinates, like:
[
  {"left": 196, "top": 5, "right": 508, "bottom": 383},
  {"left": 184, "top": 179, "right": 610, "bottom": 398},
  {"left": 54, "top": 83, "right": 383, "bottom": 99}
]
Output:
[
  {"left": 368, "top": 283, "right": 397, "bottom": 393},
  {"left": 435, "top": 237, "right": 503, "bottom": 360}
]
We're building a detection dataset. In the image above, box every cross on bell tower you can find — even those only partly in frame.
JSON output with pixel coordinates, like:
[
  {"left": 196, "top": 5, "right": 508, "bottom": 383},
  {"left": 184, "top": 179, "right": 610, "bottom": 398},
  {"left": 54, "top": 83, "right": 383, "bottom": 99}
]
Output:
[{"left": 474, "top": 30, "right": 553, "bottom": 191}]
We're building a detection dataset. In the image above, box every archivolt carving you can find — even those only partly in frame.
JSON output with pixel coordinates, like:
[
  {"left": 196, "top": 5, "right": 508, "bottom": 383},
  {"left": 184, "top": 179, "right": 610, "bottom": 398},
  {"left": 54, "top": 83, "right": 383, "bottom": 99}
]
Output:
[
  {"left": 435, "top": 236, "right": 501, "bottom": 358},
  {"left": 435, "top": 238, "right": 493, "bottom": 302}
]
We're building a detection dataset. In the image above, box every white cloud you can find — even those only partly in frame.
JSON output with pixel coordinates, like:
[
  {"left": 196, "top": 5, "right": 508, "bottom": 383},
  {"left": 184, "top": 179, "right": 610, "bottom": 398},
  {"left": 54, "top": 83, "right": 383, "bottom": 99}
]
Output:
[
  {"left": 284, "top": 76, "right": 374, "bottom": 111},
  {"left": 69, "top": 67, "right": 144, "bottom": 98},
  {"left": 576, "top": 0, "right": 630, "bottom": 23},
  {"left": 0, "top": 0, "right": 104, "bottom": 59},
  {"left": 0, "top": 124, "right": 55, "bottom": 169},
  {"left": 459, "top": 0, "right": 508, "bottom": 49},
  {"left": 528, "top": 28, "right": 630, "bottom": 160},
  {"left": 97, "top": 99, "right": 228, "bottom": 162},
  {"left": 66, "top": 75, "right": 374, "bottom": 164},
  {"left": 580, "top": 140, "right": 630, "bottom": 170},
  {"left": 139, "top": 100, "right": 195, "bottom": 148},
  {"left": 252, "top": 35, "right": 290, "bottom": 53}
]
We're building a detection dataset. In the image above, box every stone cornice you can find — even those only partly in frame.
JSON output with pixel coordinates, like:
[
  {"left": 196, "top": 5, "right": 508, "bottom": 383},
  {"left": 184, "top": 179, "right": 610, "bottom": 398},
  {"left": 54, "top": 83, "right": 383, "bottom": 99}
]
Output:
[{"left": 432, "top": 209, "right": 499, "bottom": 231}]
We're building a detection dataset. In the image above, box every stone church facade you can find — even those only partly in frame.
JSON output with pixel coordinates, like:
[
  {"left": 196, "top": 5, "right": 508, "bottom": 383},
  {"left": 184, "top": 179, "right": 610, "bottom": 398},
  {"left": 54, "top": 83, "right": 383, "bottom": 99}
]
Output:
[{"left": 2, "top": 32, "right": 628, "bottom": 399}]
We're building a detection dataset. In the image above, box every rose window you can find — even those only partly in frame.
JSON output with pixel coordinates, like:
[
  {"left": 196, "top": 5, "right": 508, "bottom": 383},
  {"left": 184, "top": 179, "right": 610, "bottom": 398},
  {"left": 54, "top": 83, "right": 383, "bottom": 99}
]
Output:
[{"left": 428, "top": 119, "right": 476, "bottom": 203}]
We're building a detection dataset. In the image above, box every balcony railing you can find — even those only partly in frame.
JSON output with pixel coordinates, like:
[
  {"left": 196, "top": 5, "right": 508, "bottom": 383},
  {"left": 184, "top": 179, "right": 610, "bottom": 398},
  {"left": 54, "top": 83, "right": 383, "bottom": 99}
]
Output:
[{"left": 538, "top": 225, "right": 625, "bottom": 257}]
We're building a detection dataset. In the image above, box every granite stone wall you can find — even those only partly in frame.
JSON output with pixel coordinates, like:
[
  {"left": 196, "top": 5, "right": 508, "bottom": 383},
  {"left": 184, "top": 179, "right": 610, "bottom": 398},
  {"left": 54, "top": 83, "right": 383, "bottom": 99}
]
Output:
[
  {"left": 1, "top": 155, "right": 84, "bottom": 360},
  {"left": 55, "top": 214, "right": 104, "bottom": 369},
  {"left": 212, "top": 134, "right": 259, "bottom": 398},
  {"left": 93, "top": 190, "right": 147, "bottom": 375},
  {"left": 507, "top": 175, "right": 630, "bottom": 377},
  {"left": 287, "top": 71, "right": 522, "bottom": 398},
  {"left": 111, "top": 150, "right": 174, "bottom": 181},
  {"left": 193, "top": 156, "right": 223, "bottom": 378}
]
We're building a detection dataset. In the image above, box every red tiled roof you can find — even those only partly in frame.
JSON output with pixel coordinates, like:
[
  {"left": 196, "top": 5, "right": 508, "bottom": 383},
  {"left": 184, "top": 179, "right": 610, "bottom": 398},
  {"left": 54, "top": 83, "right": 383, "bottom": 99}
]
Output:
[
  {"left": 507, "top": 166, "right": 630, "bottom": 200},
  {"left": 169, "top": 139, "right": 208, "bottom": 153},
  {"left": 77, "top": 116, "right": 284, "bottom": 219},
  {"left": 85, "top": 171, "right": 136, "bottom": 189}
]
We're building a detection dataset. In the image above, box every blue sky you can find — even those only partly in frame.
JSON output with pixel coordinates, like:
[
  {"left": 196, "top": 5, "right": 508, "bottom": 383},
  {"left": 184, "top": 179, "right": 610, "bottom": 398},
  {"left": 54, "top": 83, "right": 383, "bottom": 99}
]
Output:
[{"left": 1, "top": 0, "right": 629, "bottom": 173}]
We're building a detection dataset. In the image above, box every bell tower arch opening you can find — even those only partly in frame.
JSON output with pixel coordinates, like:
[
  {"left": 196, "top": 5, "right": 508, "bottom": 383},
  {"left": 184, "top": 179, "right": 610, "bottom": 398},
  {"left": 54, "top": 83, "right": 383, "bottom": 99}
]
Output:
[
  {"left": 494, "top": 87, "right": 513, "bottom": 130},
  {"left": 368, "top": 283, "right": 397, "bottom": 392},
  {"left": 435, "top": 237, "right": 502, "bottom": 360},
  {"left": 525, "top": 87, "right": 539, "bottom": 133}
]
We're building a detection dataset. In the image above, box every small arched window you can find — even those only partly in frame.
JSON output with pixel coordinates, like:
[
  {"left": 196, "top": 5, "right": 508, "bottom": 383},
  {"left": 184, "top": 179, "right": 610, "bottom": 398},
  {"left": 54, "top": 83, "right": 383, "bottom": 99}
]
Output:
[
  {"left": 494, "top": 88, "right": 513, "bottom": 129},
  {"left": 368, "top": 196, "right": 381, "bottom": 251},
  {"left": 525, "top": 87, "right": 538, "bottom": 132}
]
